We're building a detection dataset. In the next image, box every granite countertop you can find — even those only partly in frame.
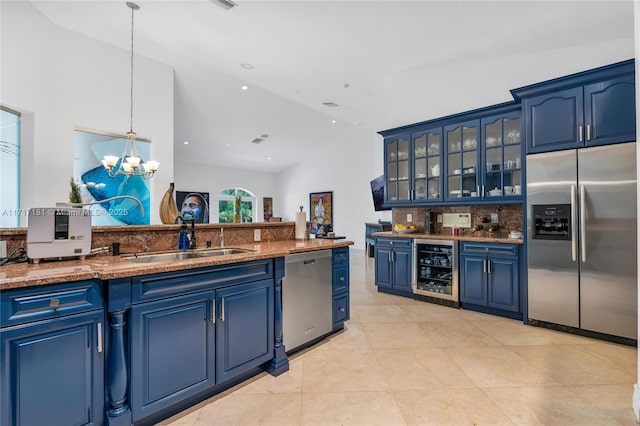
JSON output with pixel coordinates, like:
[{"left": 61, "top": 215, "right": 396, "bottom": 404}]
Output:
[
  {"left": 0, "top": 239, "right": 353, "bottom": 290},
  {"left": 371, "top": 231, "right": 524, "bottom": 245}
]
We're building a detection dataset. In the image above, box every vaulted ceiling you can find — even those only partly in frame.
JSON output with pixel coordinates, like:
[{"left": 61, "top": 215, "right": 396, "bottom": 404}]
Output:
[{"left": 31, "top": 0, "right": 635, "bottom": 173}]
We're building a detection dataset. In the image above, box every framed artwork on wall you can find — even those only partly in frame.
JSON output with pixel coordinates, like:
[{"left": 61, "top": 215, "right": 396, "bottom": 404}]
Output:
[
  {"left": 309, "top": 191, "right": 333, "bottom": 235},
  {"left": 263, "top": 197, "right": 273, "bottom": 222},
  {"left": 176, "top": 191, "right": 210, "bottom": 223}
]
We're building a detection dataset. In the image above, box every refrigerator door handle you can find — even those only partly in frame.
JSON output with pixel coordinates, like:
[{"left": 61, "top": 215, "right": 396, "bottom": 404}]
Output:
[
  {"left": 571, "top": 184, "right": 577, "bottom": 262},
  {"left": 580, "top": 184, "right": 587, "bottom": 263}
]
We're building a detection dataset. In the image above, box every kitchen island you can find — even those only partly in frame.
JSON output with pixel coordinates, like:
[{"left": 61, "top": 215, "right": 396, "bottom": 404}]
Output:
[{"left": 0, "top": 238, "right": 352, "bottom": 426}]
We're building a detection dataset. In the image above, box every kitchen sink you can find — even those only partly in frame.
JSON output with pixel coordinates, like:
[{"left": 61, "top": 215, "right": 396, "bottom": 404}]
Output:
[{"left": 123, "top": 248, "right": 253, "bottom": 263}]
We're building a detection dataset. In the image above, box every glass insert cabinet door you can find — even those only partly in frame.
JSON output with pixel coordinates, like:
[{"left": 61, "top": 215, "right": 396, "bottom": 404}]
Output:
[
  {"left": 445, "top": 121, "right": 479, "bottom": 199},
  {"left": 412, "top": 128, "right": 442, "bottom": 201},
  {"left": 482, "top": 113, "right": 521, "bottom": 198},
  {"left": 385, "top": 135, "right": 410, "bottom": 202}
]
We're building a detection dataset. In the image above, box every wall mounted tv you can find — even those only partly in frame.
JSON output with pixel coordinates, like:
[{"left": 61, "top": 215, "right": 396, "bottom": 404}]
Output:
[{"left": 370, "top": 175, "right": 391, "bottom": 211}]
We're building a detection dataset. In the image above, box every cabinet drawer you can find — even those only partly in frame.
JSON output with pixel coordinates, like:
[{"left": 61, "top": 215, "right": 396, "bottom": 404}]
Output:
[
  {"left": 460, "top": 242, "right": 518, "bottom": 257},
  {"left": 332, "top": 265, "right": 349, "bottom": 294},
  {"left": 333, "top": 294, "right": 349, "bottom": 325},
  {"left": 375, "top": 237, "right": 412, "bottom": 248},
  {"left": 132, "top": 260, "right": 273, "bottom": 304},
  {"left": 1, "top": 280, "right": 103, "bottom": 327},
  {"left": 332, "top": 247, "right": 349, "bottom": 265}
]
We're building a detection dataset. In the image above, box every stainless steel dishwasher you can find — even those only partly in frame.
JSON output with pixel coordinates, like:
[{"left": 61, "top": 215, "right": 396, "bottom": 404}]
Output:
[{"left": 282, "top": 249, "right": 333, "bottom": 352}]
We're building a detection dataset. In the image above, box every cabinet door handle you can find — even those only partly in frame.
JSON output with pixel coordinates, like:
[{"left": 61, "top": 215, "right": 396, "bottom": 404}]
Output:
[
  {"left": 483, "top": 259, "right": 487, "bottom": 273},
  {"left": 339, "top": 307, "right": 346, "bottom": 313},
  {"left": 220, "top": 297, "right": 225, "bottom": 321},
  {"left": 97, "top": 322, "right": 103, "bottom": 353},
  {"left": 388, "top": 251, "right": 392, "bottom": 263},
  {"left": 339, "top": 276, "right": 345, "bottom": 282},
  {"left": 481, "top": 185, "right": 485, "bottom": 198},
  {"left": 579, "top": 125, "right": 583, "bottom": 142},
  {"left": 487, "top": 259, "right": 492, "bottom": 274},
  {"left": 49, "top": 298, "right": 60, "bottom": 309},
  {"left": 211, "top": 300, "right": 216, "bottom": 323}
]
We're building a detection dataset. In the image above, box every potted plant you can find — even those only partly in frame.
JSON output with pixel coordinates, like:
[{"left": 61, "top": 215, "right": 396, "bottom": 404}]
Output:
[
  {"left": 68, "top": 177, "right": 82, "bottom": 205},
  {"left": 234, "top": 194, "right": 241, "bottom": 223}
]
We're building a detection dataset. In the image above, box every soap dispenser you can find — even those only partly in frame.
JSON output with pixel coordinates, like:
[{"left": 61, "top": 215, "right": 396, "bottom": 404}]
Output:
[{"left": 178, "top": 223, "right": 189, "bottom": 250}]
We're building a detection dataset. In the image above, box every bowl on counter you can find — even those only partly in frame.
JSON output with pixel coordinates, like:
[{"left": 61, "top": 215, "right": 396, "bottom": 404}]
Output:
[{"left": 393, "top": 228, "right": 416, "bottom": 234}]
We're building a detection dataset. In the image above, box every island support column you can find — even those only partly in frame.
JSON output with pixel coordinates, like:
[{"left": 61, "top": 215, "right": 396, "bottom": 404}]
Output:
[{"left": 267, "top": 256, "right": 289, "bottom": 375}]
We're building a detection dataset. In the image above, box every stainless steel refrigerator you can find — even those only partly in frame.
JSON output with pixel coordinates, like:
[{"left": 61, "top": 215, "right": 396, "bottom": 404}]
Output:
[{"left": 526, "top": 142, "right": 637, "bottom": 339}]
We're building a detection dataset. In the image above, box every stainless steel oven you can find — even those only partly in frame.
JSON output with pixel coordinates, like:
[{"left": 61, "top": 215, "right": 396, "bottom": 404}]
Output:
[{"left": 413, "top": 239, "right": 458, "bottom": 305}]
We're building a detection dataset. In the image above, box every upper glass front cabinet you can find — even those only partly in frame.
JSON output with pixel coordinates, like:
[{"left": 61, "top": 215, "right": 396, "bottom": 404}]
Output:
[
  {"left": 412, "top": 129, "right": 442, "bottom": 201},
  {"left": 446, "top": 122, "right": 479, "bottom": 199},
  {"left": 483, "top": 114, "right": 521, "bottom": 198},
  {"left": 386, "top": 135, "right": 410, "bottom": 202}
]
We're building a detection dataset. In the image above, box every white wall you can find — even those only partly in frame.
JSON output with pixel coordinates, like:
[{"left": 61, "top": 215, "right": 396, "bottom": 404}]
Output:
[
  {"left": 174, "top": 160, "right": 277, "bottom": 223},
  {"left": 1, "top": 2, "right": 174, "bottom": 224}
]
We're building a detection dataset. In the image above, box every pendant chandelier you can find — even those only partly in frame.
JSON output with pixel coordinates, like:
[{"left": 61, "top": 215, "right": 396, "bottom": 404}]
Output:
[{"left": 102, "top": 2, "right": 159, "bottom": 178}]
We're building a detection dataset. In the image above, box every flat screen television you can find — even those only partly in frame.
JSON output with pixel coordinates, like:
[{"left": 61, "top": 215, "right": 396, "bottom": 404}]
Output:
[{"left": 370, "top": 175, "right": 391, "bottom": 211}]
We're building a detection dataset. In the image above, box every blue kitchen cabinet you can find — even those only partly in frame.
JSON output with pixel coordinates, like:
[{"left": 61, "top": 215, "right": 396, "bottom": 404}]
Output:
[
  {"left": 443, "top": 119, "right": 481, "bottom": 202},
  {"left": 126, "top": 261, "right": 275, "bottom": 423},
  {"left": 129, "top": 290, "right": 216, "bottom": 422},
  {"left": 375, "top": 238, "right": 413, "bottom": 297},
  {"left": 332, "top": 247, "right": 350, "bottom": 328},
  {"left": 384, "top": 134, "right": 411, "bottom": 204},
  {"left": 411, "top": 127, "right": 444, "bottom": 203},
  {"left": 460, "top": 242, "right": 520, "bottom": 314},
  {"left": 0, "top": 281, "right": 104, "bottom": 426},
  {"left": 514, "top": 59, "right": 635, "bottom": 153},
  {"left": 216, "top": 279, "right": 274, "bottom": 384}
]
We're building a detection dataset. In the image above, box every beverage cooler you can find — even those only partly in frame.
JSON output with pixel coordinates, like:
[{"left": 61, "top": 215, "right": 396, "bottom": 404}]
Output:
[{"left": 413, "top": 239, "right": 459, "bottom": 305}]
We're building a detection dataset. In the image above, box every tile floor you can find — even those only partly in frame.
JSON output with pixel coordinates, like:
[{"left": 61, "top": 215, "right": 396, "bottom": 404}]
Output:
[{"left": 162, "top": 250, "right": 638, "bottom": 425}]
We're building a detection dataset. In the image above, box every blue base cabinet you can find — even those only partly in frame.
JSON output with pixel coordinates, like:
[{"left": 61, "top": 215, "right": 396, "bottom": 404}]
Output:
[
  {"left": 460, "top": 242, "right": 520, "bottom": 315},
  {"left": 0, "top": 281, "right": 104, "bottom": 426},
  {"left": 332, "top": 247, "right": 350, "bottom": 328},
  {"left": 375, "top": 238, "right": 413, "bottom": 297},
  {"left": 128, "top": 264, "right": 275, "bottom": 423},
  {"left": 130, "top": 290, "right": 216, "bottom": 422}
]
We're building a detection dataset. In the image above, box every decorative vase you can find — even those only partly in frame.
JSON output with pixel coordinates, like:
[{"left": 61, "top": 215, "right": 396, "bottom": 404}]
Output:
[{"left": 234, "top": 214, "right": 241, "bottom": 223}]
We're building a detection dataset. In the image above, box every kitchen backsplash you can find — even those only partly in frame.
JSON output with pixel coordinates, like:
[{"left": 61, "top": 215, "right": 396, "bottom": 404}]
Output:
[{"left": 392, "top": 204, "right": 523, "bottom": 239}]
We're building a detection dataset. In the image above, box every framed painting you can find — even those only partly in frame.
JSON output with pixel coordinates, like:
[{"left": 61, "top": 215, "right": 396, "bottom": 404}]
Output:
[
  {"left": 309, "top": 191, "right": 333, "bottom": 235},
  {"left": 263, "top": 197, "right": 273, "bottom": 222},
  {"left": 176, "top": 191, "right": 210, "bottom": 223}
]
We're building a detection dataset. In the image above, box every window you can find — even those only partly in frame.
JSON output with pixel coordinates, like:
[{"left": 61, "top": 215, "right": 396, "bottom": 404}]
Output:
[
  {"left": 219, "top": 188, "right": 255, "bottom": 223},
  {"left": 0, "top": 106, "right": 21, "bottom": 227}
]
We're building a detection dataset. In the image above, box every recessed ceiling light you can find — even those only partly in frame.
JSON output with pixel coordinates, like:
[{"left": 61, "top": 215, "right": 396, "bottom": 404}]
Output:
[
  {"left": 225, "top": 143, "right": 231, "bottom": 147},
  {"left": 331, "top": 120, "right": 337, "bottom": 124},
  {"left": 240, "top": 63, "right": 255, "bottom": 70},
  {"left": 241, "top": 85, "right": 249, "bottom": 90},
  {"left": 267, "top": 157, "right": 272, "bottom": 160},
  {"left": 183, "top": 141, "right": 189, "bottom": 145}
]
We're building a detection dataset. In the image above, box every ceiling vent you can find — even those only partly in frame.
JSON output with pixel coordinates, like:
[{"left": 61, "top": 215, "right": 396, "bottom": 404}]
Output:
[
  {"left": 251, "top": 138, "right": 264, "bottom": 144},
  {"left": 212, "top": 0, "right": 238, "bottom": 10},
  {"left": 322, "top": 102, "right": 339, "bottom": 107}
]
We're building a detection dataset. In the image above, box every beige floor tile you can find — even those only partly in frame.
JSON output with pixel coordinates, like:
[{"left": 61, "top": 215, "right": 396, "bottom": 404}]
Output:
[
  {"left": 576, "top": 341, "right": 637, "bottom": 373},
  {"left": 566, "top": 384, "right": 638, "bottom": 426},
  {"left": 510, "top": 344, "right": 636, "bottom": 385},
  {"left": 234, "top": 356, "right": 304, "bottom": 395},
  {"left": 473, "top": 319, "right": 595, "bottom": 346},
  {"left": 191, "top": 393, "right": 302, "bottom": 426},
  {"left": 354, "top": 304, "right": 411, "bottom": 323},
  {"left": 417, "top": 319, "right": 502, "bottom": 347},
  {"left": 444, "top": 346, "right": 562, "bottom": 388},
  {"left": 362, "top": 321, "right": 437, "bottom": 349},
  {"left": 373, "top": 348, "right": 446, "bottom": 390},
  {"left": 412, "top": 347, "right": 479, "bottom": 388},
  {"left": 394, "top": 388, "right": 515, "bottom": 425},
  {"left": 397, "top": 303, "right": 462, "bottom": 322},
  {"left": 302, "top": 391, "right": 406, "bottom": 426},
  {"left": 301, "top": 347, "right": 389, "bottom": 392},
  {"left": 485, "top": 386, "right": 621, "bottom": 425},
  {"left": 322, "top": 321, "right": 371, "bottom": 349}
]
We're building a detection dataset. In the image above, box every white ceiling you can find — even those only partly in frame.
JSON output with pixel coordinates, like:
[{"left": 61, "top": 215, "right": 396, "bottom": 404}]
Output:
[{"left": 31, "top": 0, "right": 635, "bottom": 173}]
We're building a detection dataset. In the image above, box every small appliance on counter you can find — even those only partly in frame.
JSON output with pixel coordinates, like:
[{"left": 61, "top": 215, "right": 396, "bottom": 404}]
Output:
[
  {"left": 423, "top": 210, "right": 435, "bottom": 234},
  {"left": 27, "top": 207, "right": 92, "bottom": 263}
]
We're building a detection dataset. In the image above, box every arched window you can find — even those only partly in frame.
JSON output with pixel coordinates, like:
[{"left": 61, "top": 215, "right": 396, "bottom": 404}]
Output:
[{"left": 219, "top": 188, "right": 255, "bottom": 223}]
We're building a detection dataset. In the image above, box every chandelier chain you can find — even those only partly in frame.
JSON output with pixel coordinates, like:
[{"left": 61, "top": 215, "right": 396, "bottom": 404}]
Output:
[{"left": 129, "top": 2, "right": 135, "bottom": 135}]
